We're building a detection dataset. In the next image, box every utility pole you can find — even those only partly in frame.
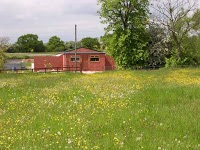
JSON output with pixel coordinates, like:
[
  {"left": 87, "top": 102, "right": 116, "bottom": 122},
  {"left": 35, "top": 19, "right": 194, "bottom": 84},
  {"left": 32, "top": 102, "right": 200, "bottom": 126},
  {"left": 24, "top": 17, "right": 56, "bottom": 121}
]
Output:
[{"left": 75, "top": 24, "right": 77, "bottom": 72}]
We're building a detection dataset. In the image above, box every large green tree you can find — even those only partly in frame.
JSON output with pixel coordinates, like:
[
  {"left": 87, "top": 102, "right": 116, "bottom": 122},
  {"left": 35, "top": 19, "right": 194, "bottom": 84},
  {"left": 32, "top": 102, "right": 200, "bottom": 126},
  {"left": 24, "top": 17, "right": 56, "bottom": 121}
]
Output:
[
  {"left": 16, "top": 34, "right": 44, "bottom": 52},
  {"left": 99, "top": 0, "right": 149, "bottom": 68},
  {"left": 81, "top": 37, "right": 100, "bottom": 50},
  {"left": 46, "top": 36, "right": 65, "bottom": 52}
]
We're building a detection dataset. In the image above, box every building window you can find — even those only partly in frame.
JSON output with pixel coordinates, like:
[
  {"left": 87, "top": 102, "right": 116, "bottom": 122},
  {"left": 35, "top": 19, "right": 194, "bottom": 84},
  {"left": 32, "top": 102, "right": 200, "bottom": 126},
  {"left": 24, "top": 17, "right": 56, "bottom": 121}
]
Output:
[
  {"left": 90, "top": 56, "right": 99, "bottom": 62},
  {"left": 70, "top": 56, "right": 80, "bottom": 62}
]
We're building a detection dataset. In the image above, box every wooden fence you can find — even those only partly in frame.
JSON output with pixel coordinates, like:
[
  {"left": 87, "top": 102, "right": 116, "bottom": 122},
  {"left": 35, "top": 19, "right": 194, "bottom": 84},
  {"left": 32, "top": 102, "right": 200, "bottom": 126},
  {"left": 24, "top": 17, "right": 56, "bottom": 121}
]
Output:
[{"left": 0, "top": 66, "right": 82, "bottom": 73}]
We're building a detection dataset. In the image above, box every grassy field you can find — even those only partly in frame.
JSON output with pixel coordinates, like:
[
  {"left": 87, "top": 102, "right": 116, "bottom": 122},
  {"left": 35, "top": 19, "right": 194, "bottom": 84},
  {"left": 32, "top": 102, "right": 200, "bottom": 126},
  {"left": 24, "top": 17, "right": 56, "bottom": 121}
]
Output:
[
  {"left": 5, "top": 52, "right": 56, "bottom": 59},
  {"left": 0, "top": 69, "right": 200, "bottom": 149}
]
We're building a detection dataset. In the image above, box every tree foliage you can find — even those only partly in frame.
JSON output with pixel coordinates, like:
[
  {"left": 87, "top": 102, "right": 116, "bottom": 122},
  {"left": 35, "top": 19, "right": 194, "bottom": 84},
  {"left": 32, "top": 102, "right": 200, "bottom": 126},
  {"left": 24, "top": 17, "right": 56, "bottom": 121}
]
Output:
[
  {"left": 151, "top": 0, "right": 197, "bottom": 61},
  {"left": 46, "top": 36, "right": 65, "bottom": 52},
  {"left": 65, "top": 41, "right": 81, "bottom": 50},
  {"left": 191, "top": 9, "right": 200, "bottom": 35},
  {"left": 147, "top": 23, "right": 170, "bottom": 67},
  {"left": 182, "top": 35, "right": 200, "bottom": 66},
  {"left": 16, "top": 34, "right": 44, "bottom": 52},
  {"left": 81, "top": 37, "right": 100, "bottom": 50},
  {"left": 0, "top": 37, "right": 9, "bottom": 69},
  {"left": 6, "top": 43, "right": 18, "bottom": 53},
  {"left": 181, "top": 9, "right": 200, "bottom": 66},
  {"left": 0, "top": 51, "right": 6, "bottom": 69},
  {"left": 99, "top": 0, "right": 149, "bottom": 68}
]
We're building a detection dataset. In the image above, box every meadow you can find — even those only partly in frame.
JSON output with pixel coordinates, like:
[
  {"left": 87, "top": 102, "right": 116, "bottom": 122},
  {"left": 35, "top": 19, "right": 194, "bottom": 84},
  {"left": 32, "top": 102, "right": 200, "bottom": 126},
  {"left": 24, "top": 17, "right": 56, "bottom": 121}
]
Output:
[
  {"left": 0, "top": 69, "right": 200, "bottom": 150},
  {"left": 5, "top": 52, "right": 56, "bottom": 59}
]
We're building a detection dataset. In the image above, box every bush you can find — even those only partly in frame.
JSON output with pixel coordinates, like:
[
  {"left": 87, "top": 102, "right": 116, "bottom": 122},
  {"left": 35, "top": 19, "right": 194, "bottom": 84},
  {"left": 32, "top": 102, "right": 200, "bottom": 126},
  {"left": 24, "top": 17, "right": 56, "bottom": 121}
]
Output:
[{"left": 165, "top": 55, "right": 189, "bottom": 68}]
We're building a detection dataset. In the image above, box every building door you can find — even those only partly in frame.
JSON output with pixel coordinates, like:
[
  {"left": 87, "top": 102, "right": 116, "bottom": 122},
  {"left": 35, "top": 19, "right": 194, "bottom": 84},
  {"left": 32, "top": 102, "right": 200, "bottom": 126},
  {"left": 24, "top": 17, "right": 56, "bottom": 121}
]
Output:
[{"left": 81, "top": 55, "right": 88, "bottom": 71}]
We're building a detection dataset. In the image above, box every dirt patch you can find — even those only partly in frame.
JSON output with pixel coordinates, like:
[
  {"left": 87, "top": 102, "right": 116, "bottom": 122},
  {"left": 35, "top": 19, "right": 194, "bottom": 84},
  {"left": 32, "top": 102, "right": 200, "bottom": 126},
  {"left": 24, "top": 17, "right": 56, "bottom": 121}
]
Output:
[{"left": 82, "top": 71, "right": 103, "bottom": 74}]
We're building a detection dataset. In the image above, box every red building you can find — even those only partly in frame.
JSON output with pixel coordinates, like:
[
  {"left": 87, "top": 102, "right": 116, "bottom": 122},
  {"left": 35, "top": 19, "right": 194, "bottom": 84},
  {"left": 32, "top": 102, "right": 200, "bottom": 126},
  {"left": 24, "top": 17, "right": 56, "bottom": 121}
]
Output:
[{"left": 34, "top": 48, "right": 115, "bottom": 72}]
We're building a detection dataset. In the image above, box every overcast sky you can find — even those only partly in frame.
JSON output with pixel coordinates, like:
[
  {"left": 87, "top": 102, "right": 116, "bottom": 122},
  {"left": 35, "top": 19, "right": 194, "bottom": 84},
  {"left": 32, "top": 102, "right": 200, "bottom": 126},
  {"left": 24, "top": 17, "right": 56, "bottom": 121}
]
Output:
[{"left": 0, "top": 0, "right": 105, "bottom": 43}]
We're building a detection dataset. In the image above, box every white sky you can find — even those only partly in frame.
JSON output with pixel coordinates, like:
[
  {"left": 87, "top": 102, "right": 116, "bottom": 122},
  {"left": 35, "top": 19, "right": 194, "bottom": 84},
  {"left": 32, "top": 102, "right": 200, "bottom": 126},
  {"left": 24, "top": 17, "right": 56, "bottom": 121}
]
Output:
[
  {"left": 1, "top": 0, "right": 199, "bottom": 44},
  {"left": 0, "top": 0, "right": 105, "bottom": 43}
]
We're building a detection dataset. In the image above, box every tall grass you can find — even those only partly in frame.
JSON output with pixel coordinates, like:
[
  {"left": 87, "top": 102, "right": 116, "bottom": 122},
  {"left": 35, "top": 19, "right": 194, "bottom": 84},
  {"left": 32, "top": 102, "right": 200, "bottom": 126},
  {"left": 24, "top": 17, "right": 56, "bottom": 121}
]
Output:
[{"left": 0, "top": 69, "right": 200, "bottom": 149}]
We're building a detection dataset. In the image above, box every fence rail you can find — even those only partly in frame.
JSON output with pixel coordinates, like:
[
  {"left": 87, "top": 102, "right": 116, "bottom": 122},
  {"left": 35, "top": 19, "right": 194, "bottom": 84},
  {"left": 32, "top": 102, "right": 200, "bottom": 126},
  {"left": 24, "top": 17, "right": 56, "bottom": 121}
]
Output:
[
  {"left": 0, "top": 66, "right": 82, "bottom": 73},
  {"left": 1, "top": 65, "right": 198, "bottom": 73}
]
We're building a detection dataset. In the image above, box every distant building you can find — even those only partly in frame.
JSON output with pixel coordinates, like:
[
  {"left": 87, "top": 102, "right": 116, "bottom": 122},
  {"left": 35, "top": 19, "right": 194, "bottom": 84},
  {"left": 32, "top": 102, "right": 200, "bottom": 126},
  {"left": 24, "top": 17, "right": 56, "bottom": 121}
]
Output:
[{"left": 34, "top": 48, "right": 115, "bottom": 72}]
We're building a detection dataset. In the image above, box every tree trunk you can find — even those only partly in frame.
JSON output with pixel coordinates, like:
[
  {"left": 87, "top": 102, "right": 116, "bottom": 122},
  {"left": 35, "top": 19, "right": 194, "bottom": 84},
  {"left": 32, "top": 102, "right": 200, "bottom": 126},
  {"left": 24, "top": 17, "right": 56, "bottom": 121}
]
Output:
[
  {"left": 177, "top": 44, "right": 182, "bottom": 60},
  {"left": 172, "top": 32, "right": 182, "bottom": 59}
]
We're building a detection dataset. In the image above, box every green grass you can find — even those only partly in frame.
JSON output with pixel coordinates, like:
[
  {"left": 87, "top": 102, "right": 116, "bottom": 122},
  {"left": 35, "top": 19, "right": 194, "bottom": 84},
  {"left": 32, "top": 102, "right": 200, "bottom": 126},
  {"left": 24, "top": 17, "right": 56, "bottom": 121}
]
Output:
[
  {"left": 5, "top": 52, "right": 56, "bottom": 59},
  {"left": 0, "top": 69, "right": 200, "bottom": 149}
]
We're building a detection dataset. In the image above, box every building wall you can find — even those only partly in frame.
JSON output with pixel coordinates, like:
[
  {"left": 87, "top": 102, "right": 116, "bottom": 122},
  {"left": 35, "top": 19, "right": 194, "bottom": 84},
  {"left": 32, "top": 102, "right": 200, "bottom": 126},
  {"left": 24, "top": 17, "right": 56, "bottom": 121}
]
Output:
[
  {"left": 87, "top": 54, "right": 105, "bottom": 71},
  {"left": 65, "top": 54, "right": 82, "bottom": 71},
  {"left": 34, "top": 55, "right": 63, "bottom": 71},
  {"left": 81, "top": 54, "right": 89, "bottom": 71},
  {"left": 34, "top": 49, "right": 116, "bottom": 72},
  {"left": 65, "top": 53, "right": 105, "bottom": 71},
  {"left": 105, "top": 56, "right": 115, "bottom": 70}
]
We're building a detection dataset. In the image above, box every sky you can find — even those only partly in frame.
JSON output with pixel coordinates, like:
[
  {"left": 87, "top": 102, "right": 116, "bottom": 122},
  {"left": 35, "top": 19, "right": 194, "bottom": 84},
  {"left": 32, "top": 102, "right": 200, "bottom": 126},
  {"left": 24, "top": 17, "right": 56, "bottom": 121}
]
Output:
[
  {"left": 0, "top": 0, "right": 105, "bottom": 43},
  {"left": 1, "top": 0, "right": 199, "bottom": 44}
]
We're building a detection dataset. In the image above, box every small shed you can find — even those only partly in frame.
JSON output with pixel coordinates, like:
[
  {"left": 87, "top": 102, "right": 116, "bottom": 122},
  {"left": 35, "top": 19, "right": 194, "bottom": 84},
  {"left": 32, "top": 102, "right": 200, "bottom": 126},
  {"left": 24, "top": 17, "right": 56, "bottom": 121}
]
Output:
[
  {"left": 34, "top": 48, "right": 115, "bottom": 72},
  {"left": 64, "top": 48, "right": 115, "bottom": 71}
]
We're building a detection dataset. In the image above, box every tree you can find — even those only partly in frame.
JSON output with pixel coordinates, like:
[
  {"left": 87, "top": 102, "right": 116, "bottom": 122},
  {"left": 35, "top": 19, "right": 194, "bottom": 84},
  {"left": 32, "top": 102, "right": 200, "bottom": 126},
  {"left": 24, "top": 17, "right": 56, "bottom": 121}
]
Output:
[
  {"left": 81, "top": 37, "right": 100, "bottom": 50},
  {"left": 0, "top": 37, "right": 9, "bottom": 69},
  {"left": 6, "top": 43, "right": 19, "bottom": 53},
  {"left": 98, "top": 0, "right": 149, "bottom": 68},
  {"left": 16, "top": 34, "right": 45, "bottom": 52},
  {"left": 65, "top": 41, "right": 81, "bottom": 50},
  {"left": 181, "top": 9, "right": 200, "bottom": 66},
  {"left": 0, "top": 51, "right": 6, "bottom": 69},
  {"left": 147, "top": 22, "right": 170, "bottom": 66},
  {"left": 46, "top": 36, "right": 65, "bottom": 52},
  {"left": 0, "top": 37, "right": 9, "bottom": 51},
  {"left": 191, "top": 9, "right": 200, "bottom": 35},
  {"left": 151, "top": 0, "right": 197, "bottom": 60},
  {"left": 182, "top": 35, "right": 200, "bottom": 66}
]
